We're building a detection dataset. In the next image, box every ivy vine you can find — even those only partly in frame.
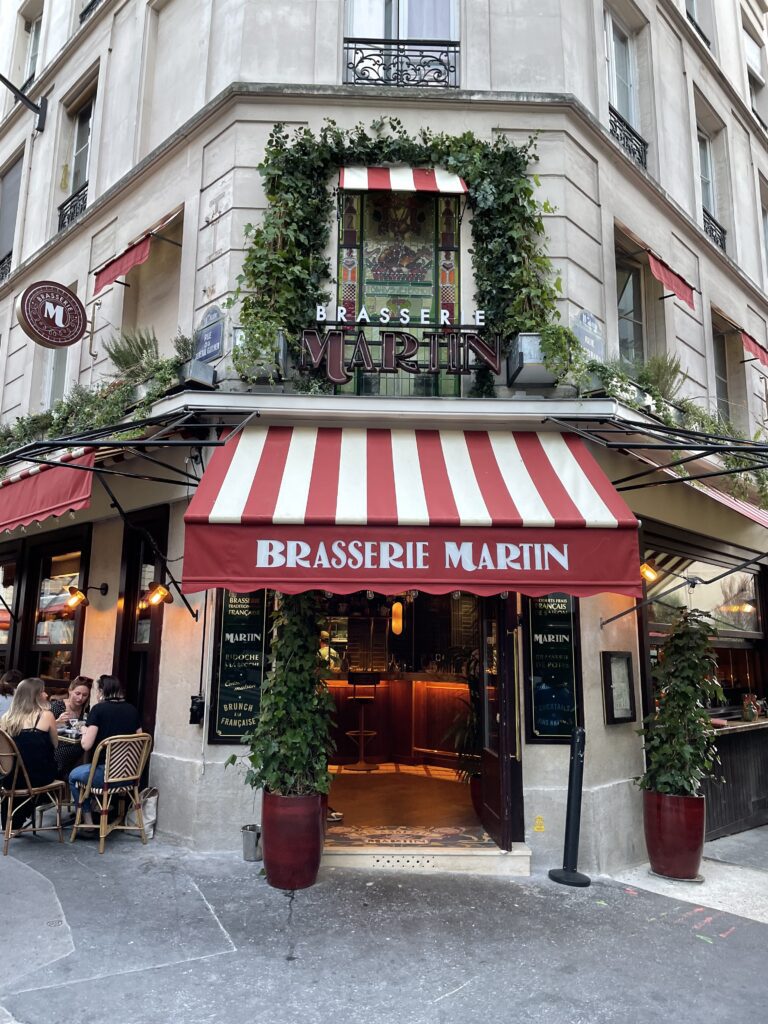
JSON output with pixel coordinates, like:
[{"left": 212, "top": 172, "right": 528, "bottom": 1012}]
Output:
[{"left": 232, "top": 117, "right": 572, "bottom": 394}]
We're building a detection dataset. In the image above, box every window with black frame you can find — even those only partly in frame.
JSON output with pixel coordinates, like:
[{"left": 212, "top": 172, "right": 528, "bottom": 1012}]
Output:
[
  {"left": 344, "top": 0, "right": 459, "bottom": 87},
  {"left": 31, "top": 550, "right": 82, "bottom": 685},
  {"left": 0, "top": 559, "right": 17, "bottom": 673}
]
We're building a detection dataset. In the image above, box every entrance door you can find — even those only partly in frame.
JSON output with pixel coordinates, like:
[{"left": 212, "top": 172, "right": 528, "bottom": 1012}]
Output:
[{"left": 479, "top": 598, "right": 524, "bottom": 849}]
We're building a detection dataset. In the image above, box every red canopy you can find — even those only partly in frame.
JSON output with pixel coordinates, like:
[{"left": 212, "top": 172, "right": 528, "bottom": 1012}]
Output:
[
  {"left": 183, "top": 427, "right": 641, "bottom": 598},
  {"left": 0, "top": 450, "right": 94, "bottom": 532},
  {"left": 741, "top": 330, "right": 768, "bottom": 368},
  {"left": 647, "top": 253, "right": 695, "bottom": 310},
  {"left": 94, "top": 236, "right": 152, "bottom": 295}
]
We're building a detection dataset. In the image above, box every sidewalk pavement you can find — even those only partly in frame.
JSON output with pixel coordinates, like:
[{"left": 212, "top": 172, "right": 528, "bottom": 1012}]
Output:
[{"left": 0, "top": 826, "right": 766, "bottom": 1024}]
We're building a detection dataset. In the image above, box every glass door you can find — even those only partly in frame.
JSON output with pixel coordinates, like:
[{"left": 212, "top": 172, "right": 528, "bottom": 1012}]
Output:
[{"left": 480, "top": 597, "right": 524, "bottom": 848}]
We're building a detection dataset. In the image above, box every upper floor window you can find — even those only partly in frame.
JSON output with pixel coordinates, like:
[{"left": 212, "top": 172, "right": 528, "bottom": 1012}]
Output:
[
  {"left": 743, "top": 26, "right": 768, "bottom": 128},
  {"left": 695, "top": 109, "right": 727, "bottom": 252},
  {"left": 0, "top": 155, "right": 23, "bottom": 283},
  {"left": 712, "top": 327, "right": 730, "bottom": 421},
  {"left": 698, "top": 130, "right": 714, "bottom": 213},
  {"left": 616, "top": 258, "right": 644, "bottom": 371},
  {"left": 605, "top": 10, "right": 635, "bottom": 126},
  {"left": 685, "top": 0, "right": 712, "bottom": 49},
  {"left": 24, "top": 14, "right": 42, "bottom": 84},
  {"left": 344, "top": 1, "right": 459, "bottom": 87},
  {"left": 58, "top": 91, "right": 95, "bottom": 233}
]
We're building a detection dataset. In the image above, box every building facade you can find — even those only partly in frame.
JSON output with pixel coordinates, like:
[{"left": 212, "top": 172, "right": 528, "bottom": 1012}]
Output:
[{"left": 1, "top": 0, "right": 768, "bottom": 873}]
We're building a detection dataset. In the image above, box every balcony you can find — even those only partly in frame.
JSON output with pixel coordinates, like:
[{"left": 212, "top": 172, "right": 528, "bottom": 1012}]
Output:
[
  {"left": 79, "top": 0, "right": 104, "bottom": 24},
  {"left": 58, "top": 182, "right": 88, "bottom": 232},
  {"left": 0, "top": 252, "right": 11, "bottom": 284},
  {"left": 609, "top": 106, "right": 648, "bottom": 169},
  {"left": 343, "top": 38, "right": 459, "bottom": 88},
  {"left": 703, "top": 208, "right": 727, "bottom": 251}
]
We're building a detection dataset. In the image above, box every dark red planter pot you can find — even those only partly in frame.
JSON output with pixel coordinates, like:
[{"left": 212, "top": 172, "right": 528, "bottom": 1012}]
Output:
[
  {"left": 262, "top": 791, "right": 324, "bottom": 890},
  {"left": 643, "top": 790, "right": 706, "bottom": 880}
]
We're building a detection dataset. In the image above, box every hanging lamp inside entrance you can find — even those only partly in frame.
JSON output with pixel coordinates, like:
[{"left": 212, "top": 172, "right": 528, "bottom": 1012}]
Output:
[{"left": 182, "top": 426, "right": 641, "bottom": 598}]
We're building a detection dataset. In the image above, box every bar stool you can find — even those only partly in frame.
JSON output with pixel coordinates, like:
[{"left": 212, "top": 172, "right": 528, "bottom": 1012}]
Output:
[{"left": 345, "top": 672, "right": 379, "bottom": 772}]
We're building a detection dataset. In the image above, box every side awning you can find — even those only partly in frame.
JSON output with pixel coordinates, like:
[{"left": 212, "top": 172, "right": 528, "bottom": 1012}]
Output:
[
  {"left": 741, "top": 330, "right": 768, "bottom": 369},
  {"left": 0, "top": 450, "right": 94, "bottom": 533},
  {"left": 94, "top": 236, "right": 152, "bottom": 295},
  {"left": 646, "top": 253, "right": 695, "bottom": 310},
  {"left": 339, "top": 166, "right": 468, "bottom": 194},
  {"left": 182, "top": 427, "right": 641, "bottom": 598}
]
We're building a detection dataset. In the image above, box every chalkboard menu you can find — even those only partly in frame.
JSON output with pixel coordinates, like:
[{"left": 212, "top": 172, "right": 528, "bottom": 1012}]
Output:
[
  {"left": 526, "top": 594, "right": 579, "bottom": 742},
  {"left": 209, "top": 590, "right": 269, "bottom": 744}
]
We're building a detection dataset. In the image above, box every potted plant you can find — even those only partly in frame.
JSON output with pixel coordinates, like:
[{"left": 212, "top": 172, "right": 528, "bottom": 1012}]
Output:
[
  {"left": 635, "top": 609, "right": 723, "bottom": 880},
  {"left": 444, "top": 654, "right": 483, "bottom": 819},
  {"left": 234, "top": 592, "right": 335, "bottom": 890}
]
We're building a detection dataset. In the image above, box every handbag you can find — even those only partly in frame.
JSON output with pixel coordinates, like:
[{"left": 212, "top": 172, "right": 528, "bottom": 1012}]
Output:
[{"left": 126, "top": 786, "right": 158, "bottom": 837}]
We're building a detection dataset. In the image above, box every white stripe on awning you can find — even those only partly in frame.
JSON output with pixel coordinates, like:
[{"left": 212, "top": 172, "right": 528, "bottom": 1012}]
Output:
[{"left": 339, "top": 166, "right": 468, "bottom": 194}]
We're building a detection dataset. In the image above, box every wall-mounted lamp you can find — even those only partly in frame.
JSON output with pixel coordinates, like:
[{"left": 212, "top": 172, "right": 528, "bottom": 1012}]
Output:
[
  {"left": 147, "top": 581, "right": 173, "bottom": 606},
  {"left": 67, "top": 582, "right": 109, "bottom": 609},
  {"left": 390, "top": 600, "right": 404, "bottom": 636},
  {"left": 640, "top": 561, "right": 659, "bottom": 583}
]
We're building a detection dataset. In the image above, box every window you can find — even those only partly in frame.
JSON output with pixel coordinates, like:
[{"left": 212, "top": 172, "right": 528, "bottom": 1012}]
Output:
[
  {"left": 0, "top": 156, "right": 23, "bottom": 282},
  {"left": 31, "top": 549, "right": 83, "bottom": 684},
  {"left": 47, "top": 347, "right": 68, "bottom": 408},
  {"left": 605, "top": 9, "right": 635, "bottom": 125},
  {"left": 685, "top": 0, "right": 712, "bottom": 48},
  {"left": 615, "top": 259, "right": 644, "bottom": 370},
  {"left": 698, "top": 131, "right": 714, "bottom": 213},
  {"left": 712, "top": 329, "right": 730, "bottom": 420},
  {"left": 335, "top": 189, "right": 460, "bottom": 396},
  {"left": 743, "top": 26, "right": 768, "bottom": 127},
  {"left": 0, "top": 560, "right": 17, "bottom": 672},
  {"left": 24, "top": 14, "right": 42, "bottom": 84},
  {"left": 344, "top": 1, "right": 459, "bottom": 87},
  {"left": 71, "top": 100, "right": 92, "bottom": 196},
  {"left": 346, "top": 0, "right": 458, "bottom": 41}
]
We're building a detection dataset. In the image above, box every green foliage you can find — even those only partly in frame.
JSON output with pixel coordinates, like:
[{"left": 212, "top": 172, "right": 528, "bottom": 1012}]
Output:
[
  {"left": 635, "top": 353, "right": 684, "bottom": 403},
  {"left": 539, "top": 323, "right": 589, "bottom": 386},
  {"left": 443, "top": 696, "right": 482, "bottom": 783},
  {"left": 636, "top": 610, "right": 723, "bottom": 797},
  {"left": 232, "top": 118, "right": 566, "bottom": 389},
  {"left": 104, "top": 329, "right": 160, "bottom": 380},
  {"left": 235, "top": 593, "right": 335, "bottom": 797},
  {"left": 0, "top": 328, "right": 190, "bottom": 464}
]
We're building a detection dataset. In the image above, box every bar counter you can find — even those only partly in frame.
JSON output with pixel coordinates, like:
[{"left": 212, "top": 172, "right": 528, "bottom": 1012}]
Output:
[
  {"left": 326, "top": 673, "right": 469, "bottom": 766},
  {"left": 703, "top": 718, "right": 768, "bottom": 839}
]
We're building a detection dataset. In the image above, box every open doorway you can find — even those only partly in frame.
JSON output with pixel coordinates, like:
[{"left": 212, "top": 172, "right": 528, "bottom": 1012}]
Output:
[{"left": 322, "top": 590, "right": 522, "bottom": 850}]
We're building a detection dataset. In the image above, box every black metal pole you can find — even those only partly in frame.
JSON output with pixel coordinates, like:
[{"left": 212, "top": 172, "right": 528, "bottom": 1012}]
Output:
[{"left": 549, "top": 727, "right": 591, "bottom": 888}]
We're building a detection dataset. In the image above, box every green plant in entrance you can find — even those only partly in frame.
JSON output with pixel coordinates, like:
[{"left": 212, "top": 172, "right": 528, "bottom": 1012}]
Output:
[
  {"left": 635, "top": 610, "right": 723, "bottom": 797},
  {"left": 232, "top": 593, "right": 335, "bottom": 797},
  {"left": 231, "top": 118, "right": 579, "bottom": 393}
]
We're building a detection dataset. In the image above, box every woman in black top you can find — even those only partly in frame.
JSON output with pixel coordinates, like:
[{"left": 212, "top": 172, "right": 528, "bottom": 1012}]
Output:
[
  {"left": 0, "top": 678, "right": 58, "bottom": 830},
  {"left": 50, "top": 676, "right": 93, "bottom": 780},
  {"left": 68, "top": 675, "right": 141, "bottom": 831}
]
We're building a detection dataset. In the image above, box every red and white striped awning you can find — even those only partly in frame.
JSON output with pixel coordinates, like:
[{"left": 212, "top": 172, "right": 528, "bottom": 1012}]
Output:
[
  {"left": 0, "top": 449, "right": 94, "bottom": 533},
  {"left": 339, "top": 166, "right": 468, "bottom": 194},
  {"left": 183, "top": 427, "right": 640, "bottom": 597}
]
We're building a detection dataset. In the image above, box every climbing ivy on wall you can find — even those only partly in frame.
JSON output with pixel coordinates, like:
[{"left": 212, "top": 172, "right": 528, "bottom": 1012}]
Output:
[{"left": 232, "top": 117, "right": 579, "bottom": 395}]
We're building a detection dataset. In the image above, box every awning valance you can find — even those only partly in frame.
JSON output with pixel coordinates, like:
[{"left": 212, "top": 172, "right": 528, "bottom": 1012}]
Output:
[
  {"left": 183, "top": 427, "right": 641, "bottom": 598},
  {"left": 339, "top": 166, "right": 468, "bottom": 194},
  {"left": 94, "top": 236, "right": 152, "bottom": 295},
  {"left": 0, "top": 450, "right": 94, "bottom": 533},
  {"left": 741, "top": 330, "right": 768, "bottom": 368},
  {"left": 647, "top": 253, "right": 695, "bottom": 310}
]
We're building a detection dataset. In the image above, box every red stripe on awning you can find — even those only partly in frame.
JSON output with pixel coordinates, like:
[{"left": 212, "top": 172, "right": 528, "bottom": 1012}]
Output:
[
  {"left": 741, "top": 331, "right": 768, "bottom": 368},
  {"left": 647, "top": 253, "right": 695, "bottom": 310},
  {"left": 182, "top": 427, "right": 640, "bottom": 598},
  {"left": 0, "top": 451, "right": 94, "bottom": 532},
  {"left": 94, "top": 236, "right": 152, "bottom": 295},
  {"left": 338, "top": 166, "right": 468, "bottom": 194}
]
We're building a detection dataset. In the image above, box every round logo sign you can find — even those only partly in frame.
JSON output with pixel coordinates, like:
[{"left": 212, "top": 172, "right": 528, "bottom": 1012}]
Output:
[{"left": 15, "top": 281, "right": 87, "bottom": 349}]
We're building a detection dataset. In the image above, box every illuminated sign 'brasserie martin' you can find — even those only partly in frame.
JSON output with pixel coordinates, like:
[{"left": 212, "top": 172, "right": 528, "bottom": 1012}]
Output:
[{"left": 302, "top": 305, "right": 501, "bottom": 386}]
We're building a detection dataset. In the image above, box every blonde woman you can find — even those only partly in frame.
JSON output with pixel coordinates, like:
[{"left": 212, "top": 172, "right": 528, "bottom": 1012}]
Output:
[{"left": 0, "top": 678, "right": 58, "bottom": 831}]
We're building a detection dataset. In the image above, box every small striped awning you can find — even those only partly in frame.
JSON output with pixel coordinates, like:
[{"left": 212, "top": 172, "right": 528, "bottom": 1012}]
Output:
[
  {"left": 741, "top": 330, "right": 768, "bottom": 369},
  {"left": 0, "top": 449, "right": 94, "bottom": 533},
  {"left": 339, "top": 166, "right": 468, "bottom": 194},
  {"left": 183, "top": 427, "right": 640, "bottom": 598}
]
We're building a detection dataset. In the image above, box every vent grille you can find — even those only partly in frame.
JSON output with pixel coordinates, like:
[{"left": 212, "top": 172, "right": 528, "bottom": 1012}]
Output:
[{"left": 371, "top": 854, "right": 437, "bottom": 869}]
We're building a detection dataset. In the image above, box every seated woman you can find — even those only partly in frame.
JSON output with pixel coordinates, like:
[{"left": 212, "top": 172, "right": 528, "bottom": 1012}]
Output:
[
  {"left": 0, "top": 678, "right": 59, "bottom": 830},
  {"left": 0, "top": 669, "right": 23, "bottom": 717},
  {"left": 50, "top": 677, "right": 93, "bottom": 780},
  {"left": 69, "top": 675, "right": 141, "bottom": 834}
]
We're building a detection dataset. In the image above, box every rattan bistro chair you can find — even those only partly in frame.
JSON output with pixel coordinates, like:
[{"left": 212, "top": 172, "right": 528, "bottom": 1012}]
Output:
[
  {"left": 0, "top": 729, "right": 65, "bottom": 855},
  {"left": 70, "top": 733, "right": 152, "bottom": 854}
]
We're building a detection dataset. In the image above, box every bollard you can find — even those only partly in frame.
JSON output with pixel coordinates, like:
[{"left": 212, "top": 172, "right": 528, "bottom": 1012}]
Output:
[
  {"left": 549, "top": 727, "right": 591, "bottom": 888},
  {"left": 241, "top": 824, "right": 262, "bottom": 862}
]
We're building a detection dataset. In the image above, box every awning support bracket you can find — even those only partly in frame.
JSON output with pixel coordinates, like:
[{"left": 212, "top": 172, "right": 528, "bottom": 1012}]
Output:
[{"left": 95, "top": 472, "right": 199, "bottom": 622}]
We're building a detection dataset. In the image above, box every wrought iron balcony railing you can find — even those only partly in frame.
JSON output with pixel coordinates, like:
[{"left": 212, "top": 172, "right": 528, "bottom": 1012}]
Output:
[
  {"left": 80, "top": 0, "right": 104, "bottom": 24},
  {"left": 609, "top": 106, "right": 648, "bottom": 169},
  {"left": 686, "top": 11, "right": 711, "bottom": 48},
  {"left": 703, "top": 207, "right": 727, "bottom": 251},
  {"left": 58, "top": 182, "right": 88, "bottom": 232},
  {"left": 0, "top": 252, "right": 11, "bottom": 284},
  {"left": 343, "top": 37, "right": 459, "bottom": 88}
]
